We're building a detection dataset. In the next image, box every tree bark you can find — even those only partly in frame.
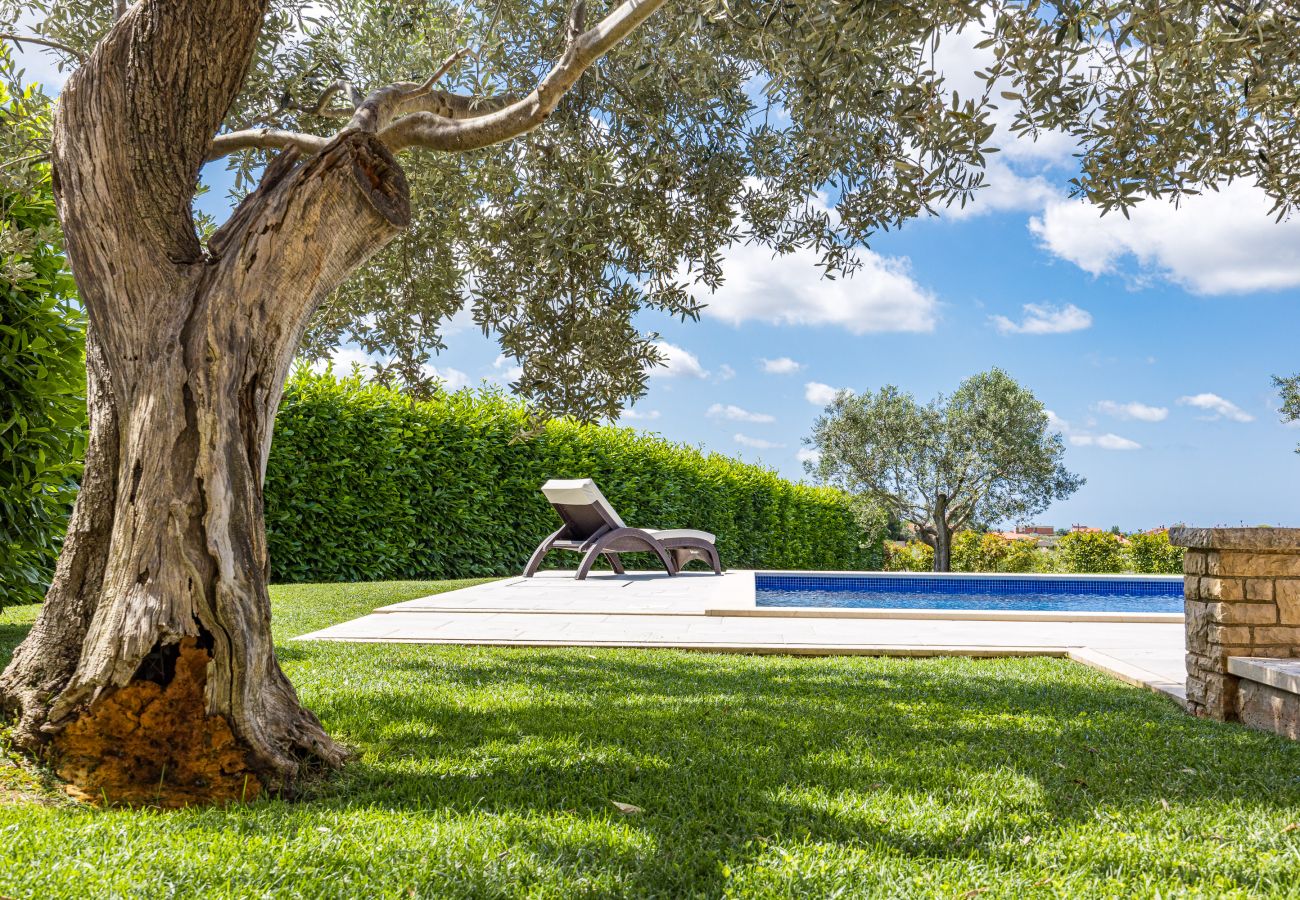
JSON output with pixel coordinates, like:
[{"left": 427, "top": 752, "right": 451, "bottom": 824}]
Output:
[
  {"left": 1, "top": 0, "right": 663, "bottom": 805},
  {"left": 1, "top": 131, "right": 411, "bottom": 803},
  {"left": 931, "top": 493, "right": 952, "bottom": 573}
]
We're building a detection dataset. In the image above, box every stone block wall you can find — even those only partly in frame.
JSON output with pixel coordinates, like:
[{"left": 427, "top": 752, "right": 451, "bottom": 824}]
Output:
[{"left": 1170, "top": 527, "right": 1300, "bottom": 720}]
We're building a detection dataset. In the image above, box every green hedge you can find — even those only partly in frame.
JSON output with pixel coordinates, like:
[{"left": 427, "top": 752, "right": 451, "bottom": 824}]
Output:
[
  {"left": 1, "top": 177, "right": 86, "bottom": 609},
  {"left": 264, "top": 369, "right": 883, "bottom": 582}
]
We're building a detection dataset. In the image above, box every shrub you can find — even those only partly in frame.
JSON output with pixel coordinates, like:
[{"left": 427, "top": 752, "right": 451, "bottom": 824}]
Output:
[
  {"left": 1055, "top": 531, "right": 1125, "bottom": 574},
  {"left": 883, "top": 540, "right": 934, "bottom": 572},
  {"left": 1125, "top": 530, "right": 1184, "bottom": 574},
  {"left": 264, "top": 369, "right": 886, "bottom": 581},
  {"left": 950, "top": 531, "right": 1045, "bottom": 573},
  {"left": 0, "top": 129, "right": 86, "bottom": 608}
]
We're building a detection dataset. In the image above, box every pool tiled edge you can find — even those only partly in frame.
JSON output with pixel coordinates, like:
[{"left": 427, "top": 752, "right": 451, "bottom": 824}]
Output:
[{"left": 705, "top": 605, "right": 1184, "bottom": 624}]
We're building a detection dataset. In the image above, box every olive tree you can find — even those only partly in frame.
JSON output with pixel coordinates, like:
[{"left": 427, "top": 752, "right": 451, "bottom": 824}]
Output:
[
  {"left": 805, "top": 370, "right": 1083, "bottom": 571},
  {"left": 0, "top": 0, "right": 1009, "bottom": 803},
  {"left": 1, "top": 0, "right": 1298, "bottom": 803}
]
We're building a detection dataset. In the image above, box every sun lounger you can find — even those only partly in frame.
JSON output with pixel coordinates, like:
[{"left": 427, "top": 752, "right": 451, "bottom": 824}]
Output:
[{"left": 523, "top": 478, "right": 723, "bottom": 580}]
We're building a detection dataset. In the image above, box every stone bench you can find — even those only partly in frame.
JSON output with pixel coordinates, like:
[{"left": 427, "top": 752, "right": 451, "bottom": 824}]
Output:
[
  {"left": 1227, "top": 657, "right": 1300, "bottom": 740},
  {"left": 1171, "top": 527, "right": 1300, "bottom": 739}
]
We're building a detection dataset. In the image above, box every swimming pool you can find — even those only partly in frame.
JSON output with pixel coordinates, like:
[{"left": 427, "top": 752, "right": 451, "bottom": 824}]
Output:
[{"left": 755, "top": 573, "right": 1184, "bottom": 614}]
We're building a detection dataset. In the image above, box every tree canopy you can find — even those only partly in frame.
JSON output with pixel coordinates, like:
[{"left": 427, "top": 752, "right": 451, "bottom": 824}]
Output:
[
  {"left": 8, "top": 1, "right": 1298, "bottom": 420},
  {"left": 804, "top": 369, "right": 1083, "bottom": 571}
]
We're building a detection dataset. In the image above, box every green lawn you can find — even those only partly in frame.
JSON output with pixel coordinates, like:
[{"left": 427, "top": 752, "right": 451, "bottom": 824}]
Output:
[{"left": 3, "top": 581, "right": 1300, "bottom": 898}]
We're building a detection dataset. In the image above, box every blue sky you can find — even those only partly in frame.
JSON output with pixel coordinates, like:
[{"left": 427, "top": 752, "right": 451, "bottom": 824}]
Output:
[
  {"left": 384, "top": 183, "right": 1300, "bottom": 532},
  {"left": 17, "top": 28, "right": 1300, "bottom": 532}
]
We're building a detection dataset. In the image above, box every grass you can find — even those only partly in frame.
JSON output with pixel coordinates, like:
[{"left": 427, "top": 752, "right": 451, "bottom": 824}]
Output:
[{"left": 2, "top": 581, "right": 1300, "bottom": 898}]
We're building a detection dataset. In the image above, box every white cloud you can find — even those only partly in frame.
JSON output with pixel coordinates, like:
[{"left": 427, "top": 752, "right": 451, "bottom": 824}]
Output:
[
  {"left": 734, "top": 433, "right": 785, "bottom": 450},
  {"left": 1048, "top": 409, "right": 1142, "bottom": 451},
  {"left": 649, "top": 341, "right": 708, "bottom": 379},
  {"left": 805, "top": 382, "right": 847, "bottom": 407},
  {"left": 707, "top": 403, "right": 775, "bottom": 424},
  {"left": 1069, "top": 433, "right": 1142, "bottom": 451},
  {"left": 700, "top": 220, "right": 938, "bottom": 334},
  {"left": 620, "top": 408, "right": 661, "bottom": 422},
  {"left": 1030, "top": 180, "right": 1300, "bottom": 295},
  {"left": 715, "top": 363, "right": 737, "bottom": 382},
  {"left": 1093, "top": 400, "right": 1169, "bottom": 423},
  {"left": 990, "top": 303, "right": 1092, "bottom": 335},
  {"left": 1178, "top": 393, "right": 1255, "bottom": 423},
  {"left": 930, "top": 21, "right": 1078, "bottom": 221},
  {"left": 422, "top": 364, "right": 469, "bottom": 390},
  {"left": 492, "top": 354, "right": 524, "bottom": 383},
  {"left": 796, "top": 448, "right": 821, "bottom": 465},
  {"left": 321, "top": 346, "right": 376, "bottom": 374},
  {"left": 760, "top": 356, "right": 804, "bottom": 375},
  {"left": 943, "top": 159, "right": 1063, "bottom": 221}
]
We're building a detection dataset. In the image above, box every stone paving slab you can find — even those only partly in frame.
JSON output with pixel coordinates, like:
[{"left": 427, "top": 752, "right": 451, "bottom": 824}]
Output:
[{"left": 297, "top": 570, "right": 1188, "bottom": 703}]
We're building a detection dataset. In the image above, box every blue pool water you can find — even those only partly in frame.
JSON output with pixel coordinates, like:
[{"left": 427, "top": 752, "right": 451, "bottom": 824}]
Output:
[{"left": 756, "top": 573, "right": 1184, "bottom": 614}]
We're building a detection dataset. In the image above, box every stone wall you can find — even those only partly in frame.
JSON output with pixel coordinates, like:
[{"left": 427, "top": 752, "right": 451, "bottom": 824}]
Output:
[{"left": 1170, "top": 527, "right": 1300, "bottom": 720}]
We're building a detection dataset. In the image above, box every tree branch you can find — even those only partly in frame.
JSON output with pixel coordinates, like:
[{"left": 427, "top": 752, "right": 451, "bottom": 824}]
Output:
[
  {"left": 207, "top": 127, "right": 331, "bottom": 161},
  {"left": 297, "top": 78, "right": 363, "bottom": 118},
  {"left": 0, "top": 32, "right": 87, "bottom": 63},
  {"left": 381, "top": 0, "right": 668, "bottom": 153},
  {"left": 347, "top": 48, "right": 485, "bottom": 135}
]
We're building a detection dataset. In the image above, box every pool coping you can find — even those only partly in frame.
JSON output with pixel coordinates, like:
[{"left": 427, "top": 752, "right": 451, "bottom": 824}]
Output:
[{"left": 301, "top": 570, "right": 1190, "bottom": 706}]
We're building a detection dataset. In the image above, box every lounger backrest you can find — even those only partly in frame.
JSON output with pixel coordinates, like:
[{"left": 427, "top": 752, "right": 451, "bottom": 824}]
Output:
[{"left": 540, "top": 478, "right": 626, "bottom": 539}]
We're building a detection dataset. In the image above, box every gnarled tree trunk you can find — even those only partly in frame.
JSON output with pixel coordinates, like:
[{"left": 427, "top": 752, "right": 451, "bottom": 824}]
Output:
[
  {"left": 1, "top": 0, "right": 663, "bottom": 805},
  {"left": 0, "top": 1, "right": 410, "bottom": 803},
  {"left": 2, "top": 133, "right": 409, "bottom": 804}
]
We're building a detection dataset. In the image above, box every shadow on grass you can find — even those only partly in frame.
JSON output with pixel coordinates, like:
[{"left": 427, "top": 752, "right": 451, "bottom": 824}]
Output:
[
  {"left": 279, "top": 643, "right": 1300, "bottom": 892},
  {"left": 6, "top": 607, "right": 1300, "bottom": 895},
  {"left": 0, "top": 622, "right": 32, "bottom": 666}
]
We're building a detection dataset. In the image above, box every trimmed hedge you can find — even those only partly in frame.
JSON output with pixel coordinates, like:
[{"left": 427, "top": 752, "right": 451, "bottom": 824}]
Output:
[
  {"left": 1, "top": 178, "right": 85, "bottom": 609},
  {"left": 264, "top": 369, "right": 884, "bottom": 582}
]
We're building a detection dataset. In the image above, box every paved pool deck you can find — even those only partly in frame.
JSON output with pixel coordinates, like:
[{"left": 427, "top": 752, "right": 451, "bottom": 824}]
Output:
[{"left": 297, "top": 570, "right": 1188, "bottom": 704}]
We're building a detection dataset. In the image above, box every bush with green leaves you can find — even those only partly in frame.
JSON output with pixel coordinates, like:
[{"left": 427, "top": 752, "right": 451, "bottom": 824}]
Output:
[
  {"left": 1054, "top": 531, "right": 1126, "bottom": 575},
  {"left": 1125, "top": 530, "right": 1184, "bottom": 574},
  {"left": 0, "top": 159, "right": 86, "bottom": 606},
  {"left": 950, "top": 531, "right": 1046, "bottom": 574},
  {"left": 264, "top": 369, "right": 886, "bottom": 582},
  {"left": 883, "top": 540, "right": 935, "bottom": 572}
]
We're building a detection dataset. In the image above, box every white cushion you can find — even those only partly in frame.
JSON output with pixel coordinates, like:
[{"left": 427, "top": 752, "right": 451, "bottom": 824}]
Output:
[
  {"left": 647, "top": 528, "right": 715, "bottom": 544},
  {"left": 540, "top": 478, "right": 625, "bottom": 528}
]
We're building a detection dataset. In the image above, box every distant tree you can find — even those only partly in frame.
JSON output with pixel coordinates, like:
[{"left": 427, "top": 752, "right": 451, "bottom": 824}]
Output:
[
  {"left": 1277, "top": 374, "right": 1300, "bottom": 453},
  {"left": 805, "top": 369, "right": 1083, "bottom": 572}
]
